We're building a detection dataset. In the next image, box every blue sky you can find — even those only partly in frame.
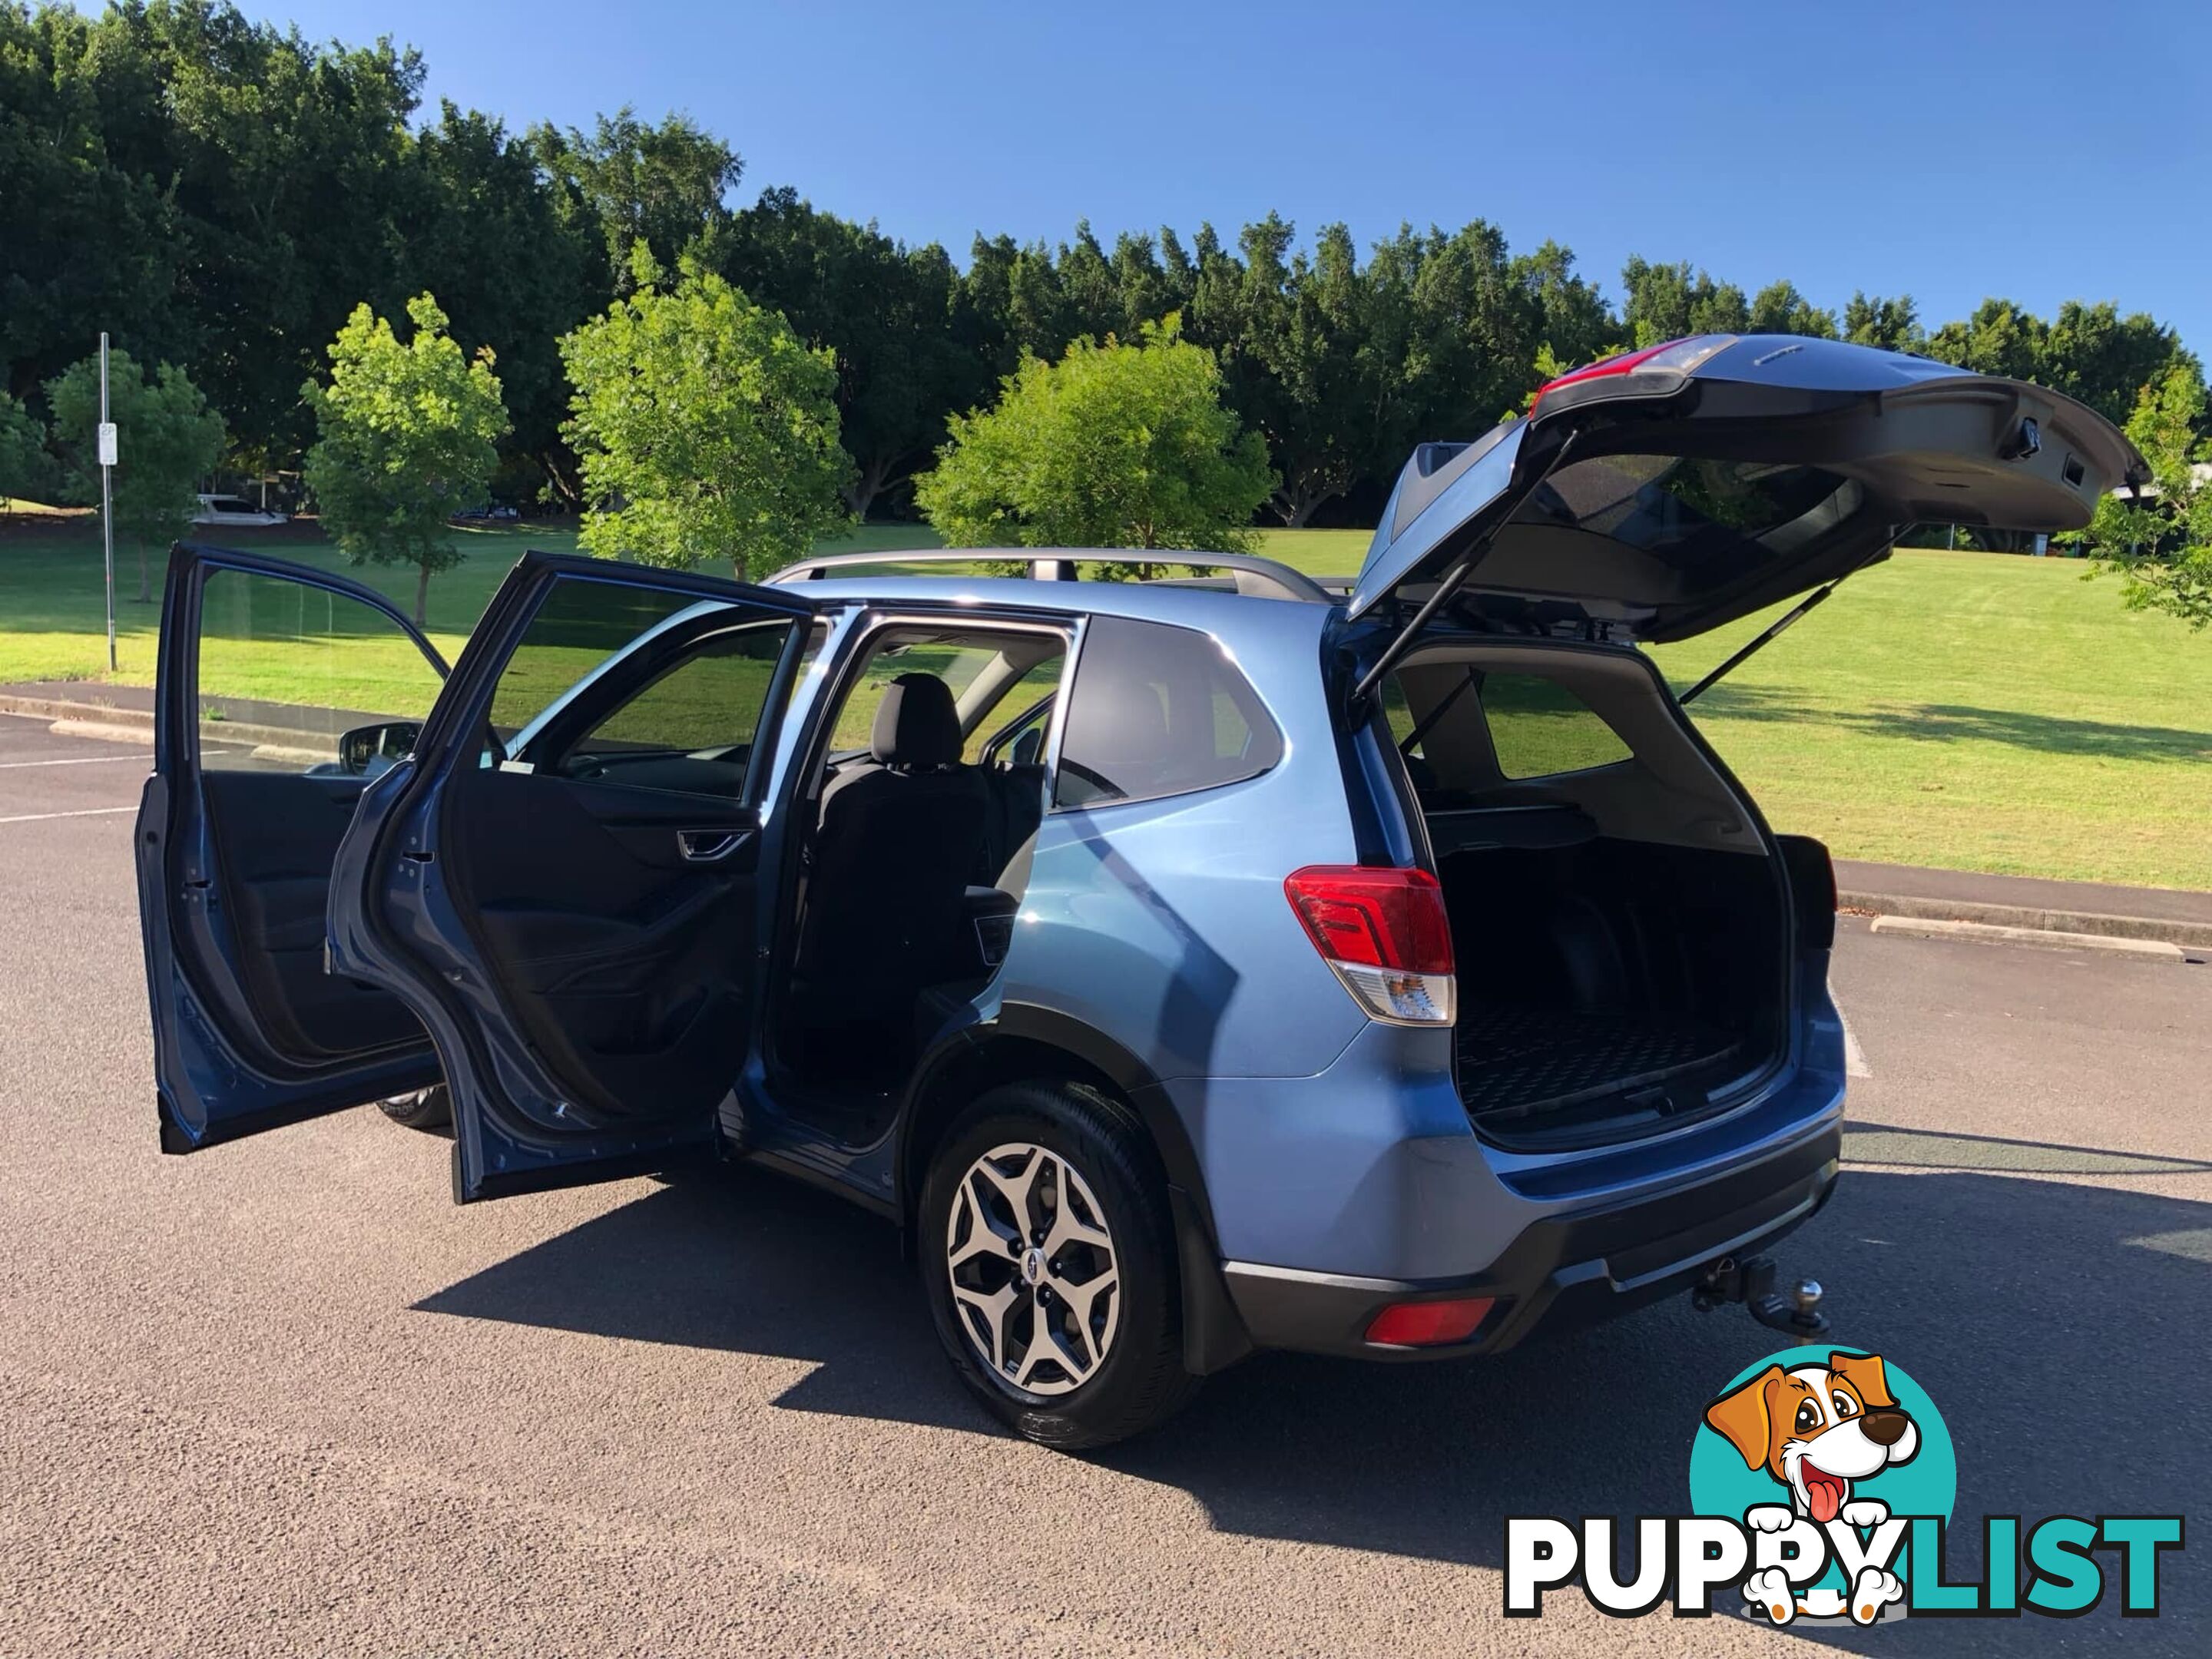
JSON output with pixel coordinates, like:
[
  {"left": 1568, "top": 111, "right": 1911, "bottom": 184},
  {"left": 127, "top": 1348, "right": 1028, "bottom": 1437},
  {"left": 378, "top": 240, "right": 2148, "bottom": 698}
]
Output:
[{"left": 260, "top": 0, "right": 2211, "bottom": 353}]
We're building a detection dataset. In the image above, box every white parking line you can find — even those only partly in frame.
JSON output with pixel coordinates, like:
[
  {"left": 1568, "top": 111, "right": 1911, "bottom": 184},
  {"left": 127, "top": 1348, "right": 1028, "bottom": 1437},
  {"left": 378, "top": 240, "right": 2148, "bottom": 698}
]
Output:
[
  {"left": 0, "top": 753, "right": 153, "bottom": 768},
  {"left": 1839, "top": 1009, "right": 1872, "bottom": 1078},
  {"left": 0, "top": 806, "right": 137, "bottom": 826}
]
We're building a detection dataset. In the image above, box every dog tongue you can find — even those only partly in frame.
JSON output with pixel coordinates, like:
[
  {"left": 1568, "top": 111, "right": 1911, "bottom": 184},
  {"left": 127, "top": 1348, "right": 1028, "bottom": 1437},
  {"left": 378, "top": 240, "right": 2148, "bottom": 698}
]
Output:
[{"left": 1806, "top": 1472, "right": 1843, "bottom": 1525}]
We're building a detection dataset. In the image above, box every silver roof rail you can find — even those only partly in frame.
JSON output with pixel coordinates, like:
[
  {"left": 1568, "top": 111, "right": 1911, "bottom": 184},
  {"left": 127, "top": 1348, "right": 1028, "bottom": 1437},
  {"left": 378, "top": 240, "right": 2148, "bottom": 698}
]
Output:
[{"left": 763, "top": 547, "right": 1333, "bottom": 604}]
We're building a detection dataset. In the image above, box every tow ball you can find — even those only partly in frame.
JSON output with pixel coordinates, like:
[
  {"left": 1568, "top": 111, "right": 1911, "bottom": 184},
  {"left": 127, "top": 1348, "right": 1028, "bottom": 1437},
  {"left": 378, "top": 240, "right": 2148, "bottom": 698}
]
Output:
[{"left": 1690, "top": 1253, "right": 1830, "bottom": 1339}]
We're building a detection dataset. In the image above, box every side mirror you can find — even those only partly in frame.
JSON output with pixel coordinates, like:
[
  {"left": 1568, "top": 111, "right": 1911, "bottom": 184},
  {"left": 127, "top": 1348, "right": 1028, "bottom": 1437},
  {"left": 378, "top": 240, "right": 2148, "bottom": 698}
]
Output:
[{"left": 337, "top": 720, "right": 422, "bottom": 777}]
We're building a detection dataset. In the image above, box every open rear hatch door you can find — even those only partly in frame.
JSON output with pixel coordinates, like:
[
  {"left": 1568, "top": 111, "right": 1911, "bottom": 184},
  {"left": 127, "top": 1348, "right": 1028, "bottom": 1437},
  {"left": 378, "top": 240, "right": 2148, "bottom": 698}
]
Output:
[{"left": 1348, "top": 334, "right": 2147, "bottom": 658}]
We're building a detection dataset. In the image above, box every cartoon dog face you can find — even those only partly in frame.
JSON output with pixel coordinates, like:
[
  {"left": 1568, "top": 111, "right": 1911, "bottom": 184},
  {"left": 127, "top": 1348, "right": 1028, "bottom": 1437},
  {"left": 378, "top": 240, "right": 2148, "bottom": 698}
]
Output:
[{"left": 1704, "top": 1352, "right": 1920, "bottom": 1524}]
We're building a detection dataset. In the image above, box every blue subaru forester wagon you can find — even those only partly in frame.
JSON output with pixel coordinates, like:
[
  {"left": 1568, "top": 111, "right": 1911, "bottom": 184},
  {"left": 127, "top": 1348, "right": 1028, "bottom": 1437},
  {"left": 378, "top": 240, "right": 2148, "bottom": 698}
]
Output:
[{"left": 137, "top": 336, "right": 2141, "bottom": 1446}]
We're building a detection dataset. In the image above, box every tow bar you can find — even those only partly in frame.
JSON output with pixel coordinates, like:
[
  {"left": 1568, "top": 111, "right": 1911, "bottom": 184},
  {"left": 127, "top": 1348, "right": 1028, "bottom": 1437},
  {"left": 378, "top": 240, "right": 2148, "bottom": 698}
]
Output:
[{"left": 1690, "top": 1254, "right": 1830, "bottom": 1339}]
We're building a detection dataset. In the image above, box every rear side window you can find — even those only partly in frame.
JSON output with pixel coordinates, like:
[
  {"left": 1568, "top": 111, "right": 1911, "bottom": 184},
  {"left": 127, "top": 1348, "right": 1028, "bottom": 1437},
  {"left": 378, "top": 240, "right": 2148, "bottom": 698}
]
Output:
[
  {"left": 570, "top": 624, "right": 792, "bottom": 759},
  {"left": 1054, "top": 616, "right": 1283, "bottom": 808},
  {"left": 487, "top": 576, "right": 799, "bottom": 799},
  {"left": 1479, "top": 674, "right": 1631, "bottom": 780}
]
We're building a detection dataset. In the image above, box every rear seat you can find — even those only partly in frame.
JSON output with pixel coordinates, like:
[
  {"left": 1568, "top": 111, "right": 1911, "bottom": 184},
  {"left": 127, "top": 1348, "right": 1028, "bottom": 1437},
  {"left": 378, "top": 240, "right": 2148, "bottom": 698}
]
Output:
[{"left": 976, "top": 761, "right": 1048, "bottom": 887}]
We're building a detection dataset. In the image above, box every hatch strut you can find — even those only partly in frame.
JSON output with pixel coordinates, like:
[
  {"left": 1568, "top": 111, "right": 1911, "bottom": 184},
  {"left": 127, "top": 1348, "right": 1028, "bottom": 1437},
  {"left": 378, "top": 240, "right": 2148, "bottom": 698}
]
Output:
[
  {"left": 1352, "top": 431, "right": 1582, "bottom": 710},
  {"left": 1399, "top": 665, "right": 1482, "bottom": 756},
  {"left": 1677, "top": 540, "right": 1896, "bottom": 706}
]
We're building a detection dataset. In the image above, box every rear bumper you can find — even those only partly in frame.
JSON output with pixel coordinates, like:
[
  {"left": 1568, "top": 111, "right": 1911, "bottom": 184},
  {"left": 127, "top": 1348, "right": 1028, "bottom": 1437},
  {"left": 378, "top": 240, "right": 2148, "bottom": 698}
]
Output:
[{"left": 1220, "top": 1121, "right": 1839, "bottom": 1361}]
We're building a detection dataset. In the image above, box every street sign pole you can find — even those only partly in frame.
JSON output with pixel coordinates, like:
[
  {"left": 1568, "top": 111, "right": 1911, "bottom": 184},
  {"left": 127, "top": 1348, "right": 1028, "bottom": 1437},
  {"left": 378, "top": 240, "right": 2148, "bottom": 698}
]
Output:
[{"left": 98, "top": 333, "right": 117, "bottom": 674}]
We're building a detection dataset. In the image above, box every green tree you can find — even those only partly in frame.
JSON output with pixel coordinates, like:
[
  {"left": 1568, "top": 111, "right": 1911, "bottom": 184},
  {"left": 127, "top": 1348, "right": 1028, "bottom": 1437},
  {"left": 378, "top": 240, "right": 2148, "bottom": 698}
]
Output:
[
  {"left": 1843, "top": 292, "right": 1925, "bottom": 352},
  {"left": 916, "top": 316, "right": 1275, "bottom": 554},
  {"left": 1188, "top": 218, "right": 1407, "bottom": 528},
  {"left": 301, "top": 294, "right": 508, "bottom": 625},
  {"left": 2041, "top": 301, "right": 2190, "bottom": 428},
  {"left": 0, "top": 391, "right": 55, "bottom": 511},
  {"left": 531, "top": 107, "right": 741, "bottom": 293},
  {"left": 0, "top": 4, "right": 193, "bottom": 402},
  {"left": 2081, "top": 364, "right": 2212, "bottom": 629},
  {"left": 1511, "top": 240, "right": 1618, "bottom": 373},
  {"left": 48, "top": 348, "right": 224, "bottom": 602},
  {"left": 1749, "top": 280, "right": 1839, "bottom": 338},
  {"left": 105, "top": 2, "right": 429, "bottom": 461},
  {"left": 721, "top": 187, "right": 982, "bottom": 518},
  {"left": 1925, "top": 297, "right": 2050, "bottom": 382},
  {"left": 560, "top": 247, "right": 853, "bottom": 577},
  {"left": 1619, "top": 257, "right": 1749, "bottom": 346},
  {"left": 412, "top": 101, "right": 598, "bottom": 505}
]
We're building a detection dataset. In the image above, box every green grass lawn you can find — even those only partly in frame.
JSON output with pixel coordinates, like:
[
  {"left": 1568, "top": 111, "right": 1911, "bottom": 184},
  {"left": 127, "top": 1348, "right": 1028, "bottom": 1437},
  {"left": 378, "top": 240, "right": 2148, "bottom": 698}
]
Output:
[
  {"left": 2, "top": 517, "right": 2205, "bottom": 889},
  {"left": 1648, "top": 548, "right": 2212, "bottom": 891}
]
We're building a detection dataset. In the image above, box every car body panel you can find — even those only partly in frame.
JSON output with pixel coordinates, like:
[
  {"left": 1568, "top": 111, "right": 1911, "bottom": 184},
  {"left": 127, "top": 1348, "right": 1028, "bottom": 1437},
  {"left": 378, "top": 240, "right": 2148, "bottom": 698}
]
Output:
[{"left": 192, "top": 494, "right": 288, "bottom": 528}]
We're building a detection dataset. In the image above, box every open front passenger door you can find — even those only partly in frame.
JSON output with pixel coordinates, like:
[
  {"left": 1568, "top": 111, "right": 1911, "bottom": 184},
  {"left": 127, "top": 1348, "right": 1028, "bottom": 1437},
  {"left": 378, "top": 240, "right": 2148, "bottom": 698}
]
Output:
[
  {"left": 138, "top": 545, "right": 449, "bottom": 1151},
  {"left": 324, "top": 554, "right": 825, "bottom": 1201}
]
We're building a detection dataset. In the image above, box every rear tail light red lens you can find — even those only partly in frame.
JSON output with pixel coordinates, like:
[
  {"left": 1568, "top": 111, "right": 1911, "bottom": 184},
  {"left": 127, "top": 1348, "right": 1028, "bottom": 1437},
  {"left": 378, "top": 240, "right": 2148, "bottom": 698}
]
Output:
[
  {"left": 1366, "top": 1296, "right": 1496, "bottom": 1347},
  {"left": 1526, "top": 334, "right": 1737, "bottom": 419},
  {"left": 1284, "top": 866, "right": 1455, "bottom": 1025}
]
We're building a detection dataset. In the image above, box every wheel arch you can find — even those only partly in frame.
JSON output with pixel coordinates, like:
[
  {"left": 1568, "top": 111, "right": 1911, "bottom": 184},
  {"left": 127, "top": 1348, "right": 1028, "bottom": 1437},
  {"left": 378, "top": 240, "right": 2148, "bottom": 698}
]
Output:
[{"left": 895, "top": 1003, "right": 1252, "bottom": 1376}]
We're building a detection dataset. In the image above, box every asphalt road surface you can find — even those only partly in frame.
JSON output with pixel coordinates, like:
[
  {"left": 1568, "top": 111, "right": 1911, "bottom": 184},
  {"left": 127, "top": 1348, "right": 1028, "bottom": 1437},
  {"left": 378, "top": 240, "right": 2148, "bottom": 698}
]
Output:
[{"left": 3, "top": 714, "right": 2207, "bottom": 1657}]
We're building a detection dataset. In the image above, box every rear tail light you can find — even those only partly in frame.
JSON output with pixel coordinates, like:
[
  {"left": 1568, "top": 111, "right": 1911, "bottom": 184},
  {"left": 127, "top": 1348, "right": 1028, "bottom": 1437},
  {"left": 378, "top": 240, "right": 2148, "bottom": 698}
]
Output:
[
  {"left": 1284, "top": 865, "right": 1455, "bottom": 1025},
  {"left": 1526, "top": 334, "right": 1737, "bottom": 419},
  {"left": 1366, "top": 1296, "right": 1495, "bottom": 1347}
]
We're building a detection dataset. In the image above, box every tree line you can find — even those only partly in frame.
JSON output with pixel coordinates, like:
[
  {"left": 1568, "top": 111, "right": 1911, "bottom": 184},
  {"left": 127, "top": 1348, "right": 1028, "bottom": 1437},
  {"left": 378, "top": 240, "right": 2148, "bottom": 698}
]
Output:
[{"left": 8, "top": 0, "right": 2204, "bottom": 536}]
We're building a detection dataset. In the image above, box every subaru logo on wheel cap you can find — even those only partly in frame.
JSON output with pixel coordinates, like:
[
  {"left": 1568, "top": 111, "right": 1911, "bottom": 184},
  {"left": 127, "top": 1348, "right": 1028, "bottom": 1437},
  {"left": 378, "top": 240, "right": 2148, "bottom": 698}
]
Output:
[{"left": 1020, "top": 1246, "right": 1047, "bottom": 1286}]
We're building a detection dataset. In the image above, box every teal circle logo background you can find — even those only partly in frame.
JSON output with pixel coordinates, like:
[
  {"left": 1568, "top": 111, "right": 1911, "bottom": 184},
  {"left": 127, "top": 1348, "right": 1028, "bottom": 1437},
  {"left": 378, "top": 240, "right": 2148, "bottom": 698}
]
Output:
[{"left": 1689, "top": 1346, "right": 1956, "bottom": 1546}]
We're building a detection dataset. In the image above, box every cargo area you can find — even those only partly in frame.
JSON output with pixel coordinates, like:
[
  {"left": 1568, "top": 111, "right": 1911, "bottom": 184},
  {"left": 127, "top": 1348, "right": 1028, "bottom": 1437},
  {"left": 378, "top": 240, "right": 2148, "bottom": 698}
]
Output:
[
  {"left": 1437, "top": 838, "right": 1785, "bottom": 1145},
  {"left": 1387, "top": 640, "right": 1790, "bottom": 1149}
]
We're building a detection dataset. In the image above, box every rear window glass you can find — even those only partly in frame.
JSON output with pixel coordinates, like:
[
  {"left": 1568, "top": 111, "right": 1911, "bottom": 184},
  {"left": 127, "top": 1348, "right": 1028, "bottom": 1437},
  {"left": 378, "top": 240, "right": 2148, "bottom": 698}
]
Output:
[
  {"left": 1479, "top": 674, "right": 1631, "bottom": 780},
  {"left": 1055, "top": 616, "right": 1283, "bottom": 808},
  {"left": 1516, "top": 455, "right": 1859, "bottom": 566}
]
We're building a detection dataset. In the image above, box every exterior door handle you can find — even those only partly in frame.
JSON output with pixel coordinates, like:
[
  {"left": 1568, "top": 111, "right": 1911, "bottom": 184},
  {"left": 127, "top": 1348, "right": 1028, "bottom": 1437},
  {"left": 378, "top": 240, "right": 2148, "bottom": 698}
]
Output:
[{"left": 677, "top": 829, "right": 747, "bottom": 863}]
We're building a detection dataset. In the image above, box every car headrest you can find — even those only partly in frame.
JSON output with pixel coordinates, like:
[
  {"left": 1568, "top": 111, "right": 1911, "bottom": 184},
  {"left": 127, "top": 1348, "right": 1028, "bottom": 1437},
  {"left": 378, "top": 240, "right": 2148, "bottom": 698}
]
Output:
[{"left": 871, "top": 673, "right": 962, "bottom": 768}]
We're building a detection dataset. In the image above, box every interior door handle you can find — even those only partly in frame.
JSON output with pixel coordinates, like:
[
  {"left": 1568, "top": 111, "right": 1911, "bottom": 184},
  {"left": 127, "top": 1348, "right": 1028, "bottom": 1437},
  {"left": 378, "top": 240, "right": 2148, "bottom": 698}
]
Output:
[{"left": 677, "top": 829, "right": 748, "bottom": 863}]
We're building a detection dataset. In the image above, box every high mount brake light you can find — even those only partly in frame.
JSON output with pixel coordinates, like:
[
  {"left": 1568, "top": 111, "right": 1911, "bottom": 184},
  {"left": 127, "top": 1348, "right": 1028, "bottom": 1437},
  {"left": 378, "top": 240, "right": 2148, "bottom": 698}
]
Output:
[
  {"left": 1283, "top": 866, "right": 1455, "bottom": 1026},
  {"left": 1525, "top": 334, "right": 1737, "bottom": 419}
]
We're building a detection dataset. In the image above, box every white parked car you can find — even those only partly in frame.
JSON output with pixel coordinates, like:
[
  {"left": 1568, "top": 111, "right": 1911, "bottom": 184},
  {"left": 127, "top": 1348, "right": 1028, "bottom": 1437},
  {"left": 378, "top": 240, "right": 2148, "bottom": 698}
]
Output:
[{"left": 192, "top": 493, "right": 287, "bottom": 528}]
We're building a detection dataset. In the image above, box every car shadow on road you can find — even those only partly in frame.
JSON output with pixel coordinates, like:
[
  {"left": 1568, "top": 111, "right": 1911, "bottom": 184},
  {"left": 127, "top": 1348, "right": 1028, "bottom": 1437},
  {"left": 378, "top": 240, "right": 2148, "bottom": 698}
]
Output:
[{"left": 417, "top": 1157, "right": 2208, "bottom": 1653}]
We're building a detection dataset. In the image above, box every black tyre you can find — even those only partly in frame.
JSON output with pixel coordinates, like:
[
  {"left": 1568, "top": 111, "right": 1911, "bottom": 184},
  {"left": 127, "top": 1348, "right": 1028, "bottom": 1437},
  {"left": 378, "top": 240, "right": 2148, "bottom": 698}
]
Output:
[
  {"left": 376, "top": 1083, "right": 452, "bottom": 1134},
  {"left": 919, "top": 1080, "right": 1199, "bottom": 1449}
]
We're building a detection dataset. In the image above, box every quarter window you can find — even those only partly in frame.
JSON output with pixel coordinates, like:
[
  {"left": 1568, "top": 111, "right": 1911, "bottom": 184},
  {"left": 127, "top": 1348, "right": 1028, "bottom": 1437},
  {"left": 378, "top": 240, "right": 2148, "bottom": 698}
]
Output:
[
  {"left": 1478, "top": 674, "right": 1631, "bottom": 780},
  {"left": 1054, "top": 616, "right": 1283, "bottom": 808}
]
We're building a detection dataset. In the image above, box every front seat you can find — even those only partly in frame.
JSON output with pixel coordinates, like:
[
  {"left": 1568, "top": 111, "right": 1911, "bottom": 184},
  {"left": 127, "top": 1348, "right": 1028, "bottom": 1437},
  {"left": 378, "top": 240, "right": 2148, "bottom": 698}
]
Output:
[{"left": 793, "top": 673, "right": 991, "bottom": 1028}]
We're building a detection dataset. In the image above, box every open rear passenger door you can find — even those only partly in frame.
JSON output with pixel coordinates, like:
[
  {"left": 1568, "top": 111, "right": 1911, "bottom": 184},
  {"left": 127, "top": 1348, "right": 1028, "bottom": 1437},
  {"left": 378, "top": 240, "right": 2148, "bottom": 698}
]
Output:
[
  {"left": 323, "top": 554, "right": 826, "bottom": 1201},
  {"left": 138, "top": 545, "right": 449, "bottom": 1151}
]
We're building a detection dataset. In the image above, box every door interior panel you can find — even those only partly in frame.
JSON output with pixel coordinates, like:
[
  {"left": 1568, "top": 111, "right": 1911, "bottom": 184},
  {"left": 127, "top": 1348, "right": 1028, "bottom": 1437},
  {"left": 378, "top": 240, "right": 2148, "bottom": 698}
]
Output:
[
  {"left": 200, "top": 770, "right": 424, "bottom": 1058},
  {"left": 443, "top": 769, "right": 757, "bottom": 1120}
]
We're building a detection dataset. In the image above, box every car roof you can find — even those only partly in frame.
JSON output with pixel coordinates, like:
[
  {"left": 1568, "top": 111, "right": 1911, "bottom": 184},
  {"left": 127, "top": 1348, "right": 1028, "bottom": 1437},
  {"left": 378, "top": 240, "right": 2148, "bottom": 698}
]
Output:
[{"left": 782, "top": 570, "right": 1333, "bottom": 627}]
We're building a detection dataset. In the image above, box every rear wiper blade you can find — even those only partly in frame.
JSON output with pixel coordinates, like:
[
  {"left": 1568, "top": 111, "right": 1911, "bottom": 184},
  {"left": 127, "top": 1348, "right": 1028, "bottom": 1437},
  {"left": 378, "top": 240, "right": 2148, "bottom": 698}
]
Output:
[{"left": 1677, "top": 541, "right": 1894, "bottom": 705}]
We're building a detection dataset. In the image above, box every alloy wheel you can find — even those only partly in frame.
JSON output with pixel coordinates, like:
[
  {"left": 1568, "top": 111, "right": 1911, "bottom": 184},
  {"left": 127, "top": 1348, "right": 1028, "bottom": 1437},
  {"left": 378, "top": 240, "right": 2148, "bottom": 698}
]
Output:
[{"left": 943, "top": 1141, "right": 1121, "bottom": 1396}]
